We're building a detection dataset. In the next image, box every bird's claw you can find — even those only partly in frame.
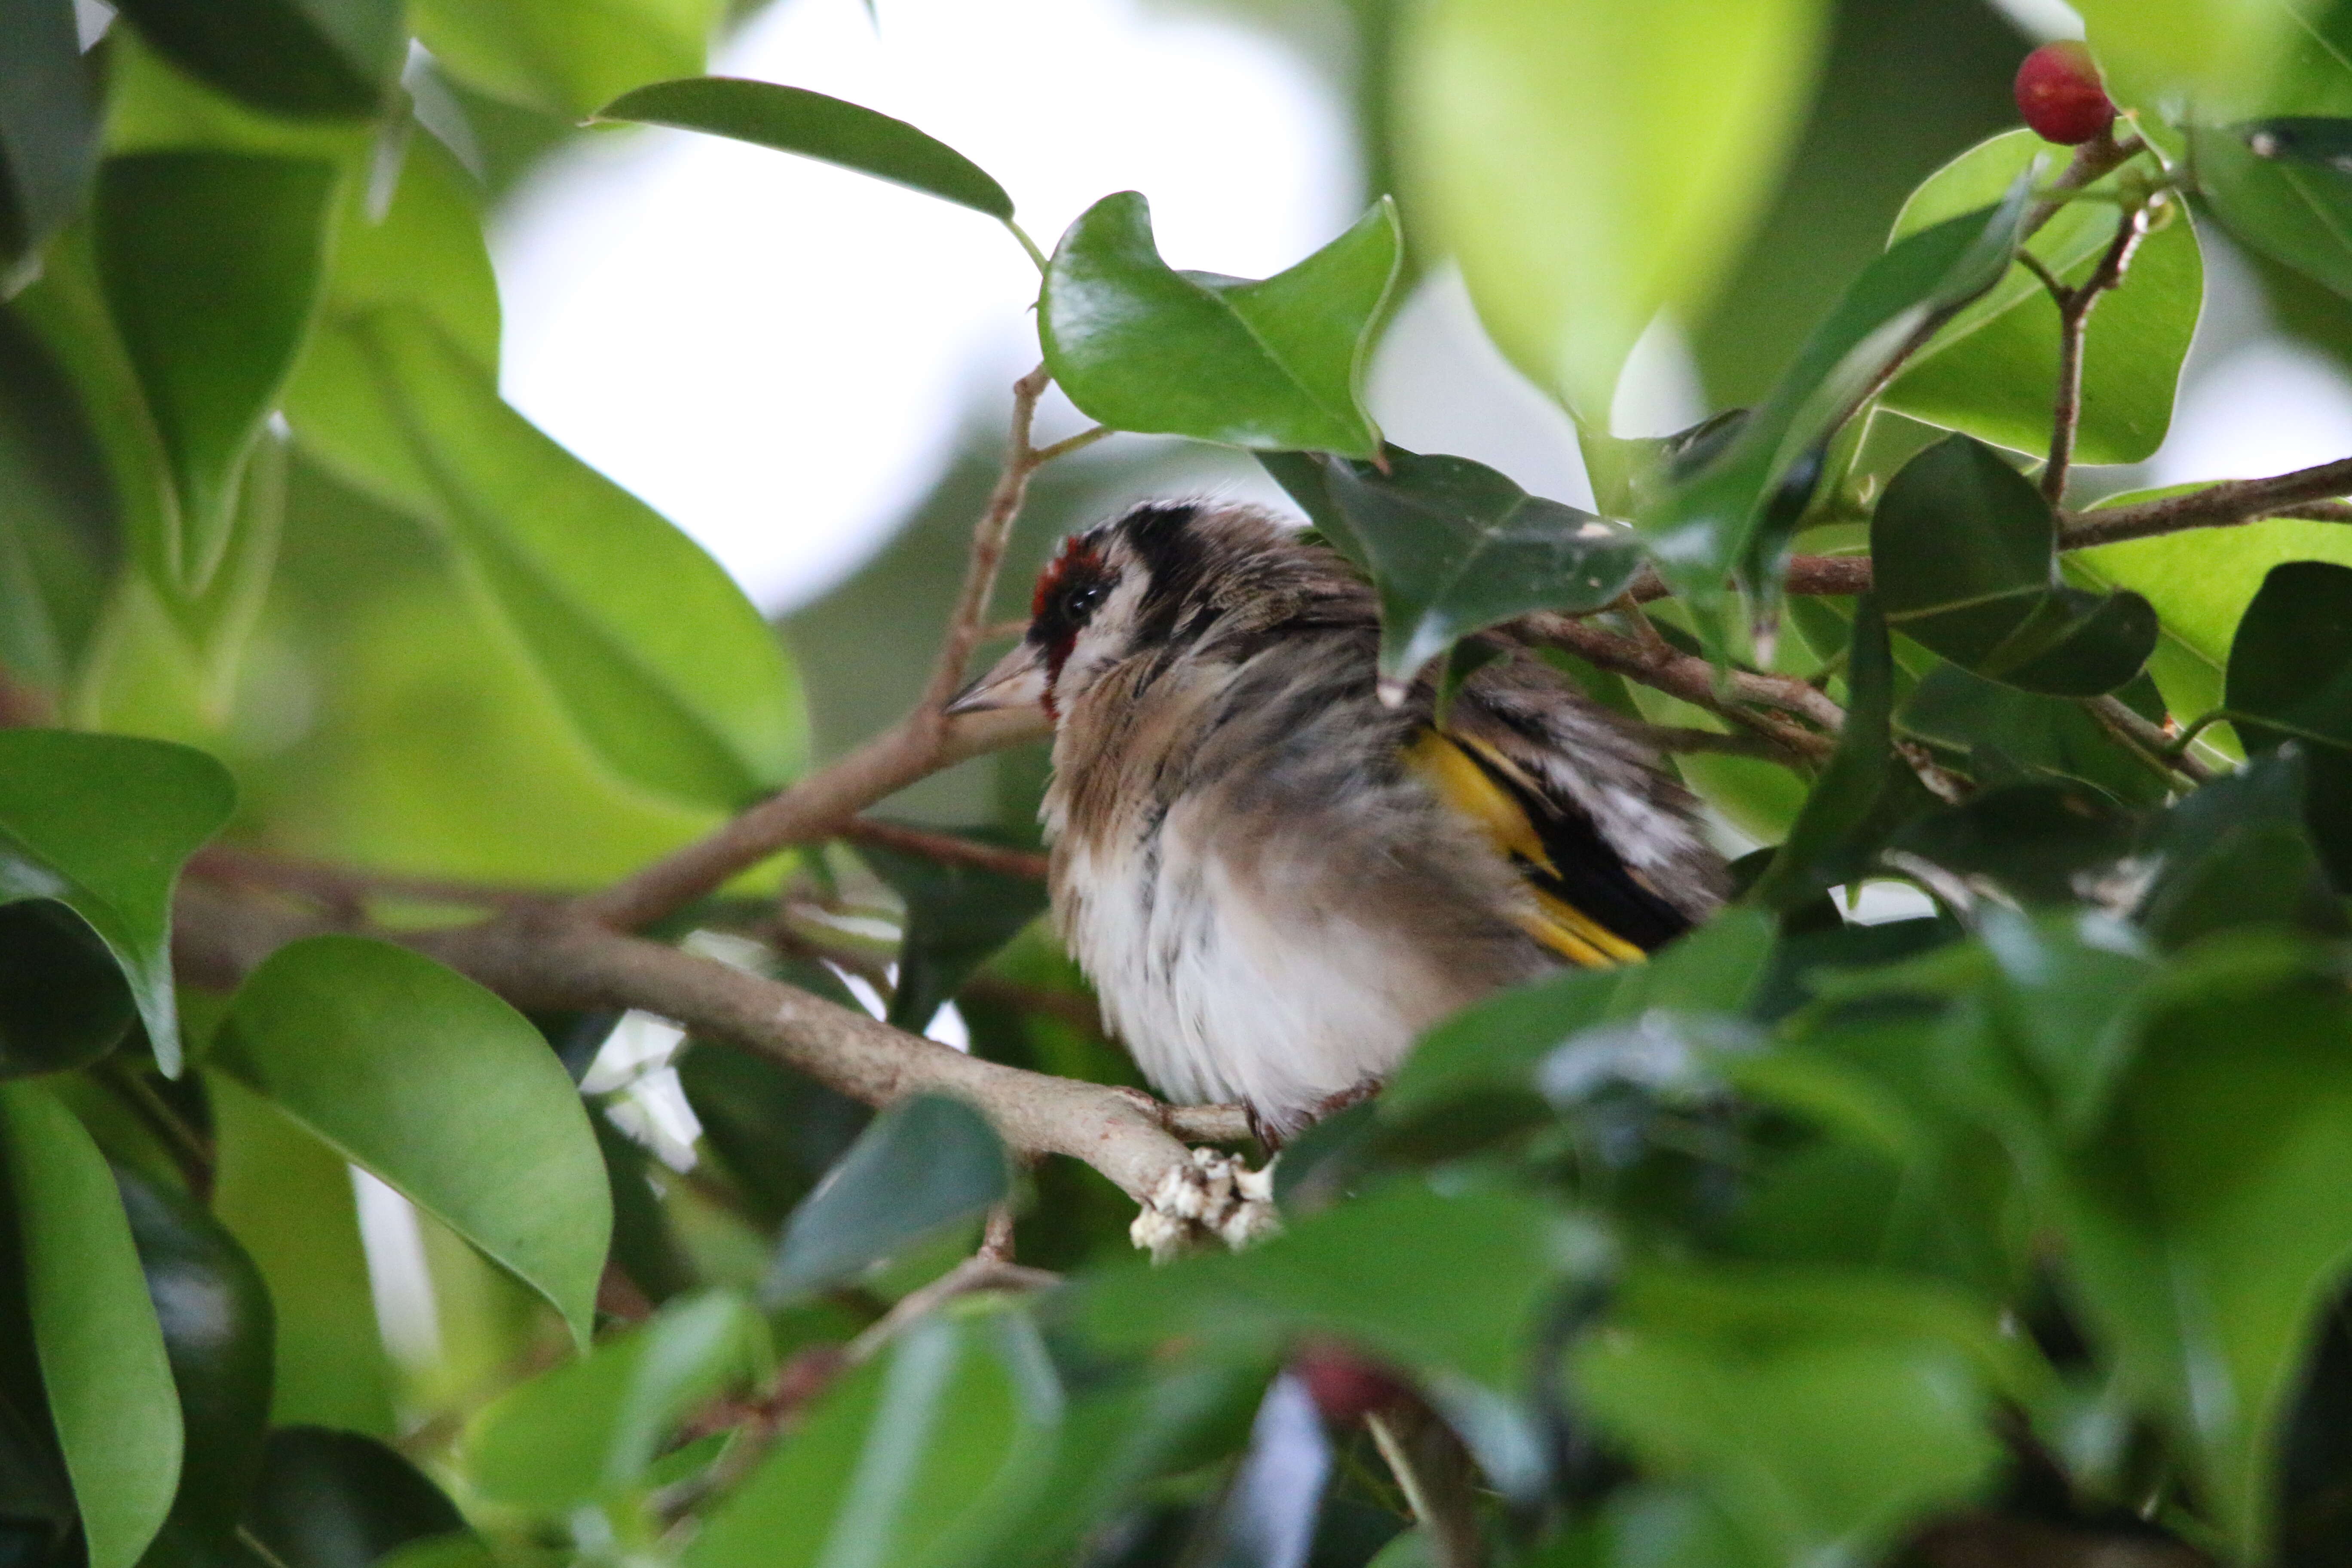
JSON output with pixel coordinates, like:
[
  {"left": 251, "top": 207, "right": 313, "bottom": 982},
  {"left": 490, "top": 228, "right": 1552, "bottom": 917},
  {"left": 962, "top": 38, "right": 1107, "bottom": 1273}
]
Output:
[{"left": 1129, "top": 1148, "right": 1280, "bottom": 1261}]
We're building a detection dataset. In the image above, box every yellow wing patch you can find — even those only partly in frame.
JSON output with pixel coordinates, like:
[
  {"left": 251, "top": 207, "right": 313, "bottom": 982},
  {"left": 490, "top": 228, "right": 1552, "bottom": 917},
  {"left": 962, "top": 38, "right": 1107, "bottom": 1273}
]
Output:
[{"left": 1404, "top": 729, "right": 1646, "bottom": 968}]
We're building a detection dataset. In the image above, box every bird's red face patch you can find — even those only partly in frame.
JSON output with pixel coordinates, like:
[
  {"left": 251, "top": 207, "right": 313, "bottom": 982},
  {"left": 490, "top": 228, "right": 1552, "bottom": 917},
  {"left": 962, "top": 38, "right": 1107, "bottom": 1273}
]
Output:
[{"left": 1029, "top": 536, "right": 1113, "bottom": 718}]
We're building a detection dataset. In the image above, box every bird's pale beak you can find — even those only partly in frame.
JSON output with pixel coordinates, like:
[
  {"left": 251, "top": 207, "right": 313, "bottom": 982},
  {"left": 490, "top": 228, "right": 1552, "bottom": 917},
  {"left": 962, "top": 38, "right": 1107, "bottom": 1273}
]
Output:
[{"left": 945, "top": 639, "right": 1049, "bottom": 717}]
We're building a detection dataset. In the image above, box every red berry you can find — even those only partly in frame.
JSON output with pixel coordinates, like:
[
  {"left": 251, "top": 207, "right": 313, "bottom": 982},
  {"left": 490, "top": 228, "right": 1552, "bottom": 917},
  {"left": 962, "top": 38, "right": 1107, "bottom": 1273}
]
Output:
[
  {"left": 2015, "top": 41, "right": 2116, "bottom": 146},
  {"left": 1292, "top": 1339, "right": 1411, "bottom": 1425}
]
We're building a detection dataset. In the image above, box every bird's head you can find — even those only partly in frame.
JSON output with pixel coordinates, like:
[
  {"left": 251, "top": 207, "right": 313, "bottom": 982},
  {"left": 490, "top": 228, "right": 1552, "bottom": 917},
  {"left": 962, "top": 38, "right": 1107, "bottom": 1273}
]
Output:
[{"left": 947, "top": 500, "right": 1326, "bottom": 724}]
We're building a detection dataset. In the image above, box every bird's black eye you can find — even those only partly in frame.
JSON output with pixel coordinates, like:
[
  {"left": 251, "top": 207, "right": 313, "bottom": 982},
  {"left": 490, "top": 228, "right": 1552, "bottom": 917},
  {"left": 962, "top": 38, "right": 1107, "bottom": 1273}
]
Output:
[{"left": 1064, "top": 580, "right": 1108, "bottom": 621}]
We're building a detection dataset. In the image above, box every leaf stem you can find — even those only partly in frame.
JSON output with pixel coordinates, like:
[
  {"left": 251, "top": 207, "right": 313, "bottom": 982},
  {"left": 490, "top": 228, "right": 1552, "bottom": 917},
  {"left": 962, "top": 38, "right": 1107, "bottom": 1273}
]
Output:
[{"left": 1004, "top": 217, "right": 1050, "bottom": 275}]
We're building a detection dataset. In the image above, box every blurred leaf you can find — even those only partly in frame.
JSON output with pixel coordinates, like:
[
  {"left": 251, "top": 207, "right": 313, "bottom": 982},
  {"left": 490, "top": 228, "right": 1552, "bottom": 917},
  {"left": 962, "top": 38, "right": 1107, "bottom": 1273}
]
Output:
[
  {"left": 2135, "top": 752, "right": 2345, "bottom": 947},
  {"left": 114, "top": 1166, "right": 273, "bottom": 1552},
  {"left": 1872, "top": 435, "right": 2156, "bottom": 695},
  {"left": 412, "top": 0, "right": 721, "bottom": 118},
  {"left": 857, "top": 829, "right": 1049, "bottom": 1033},
  {"left": 766, "top": 1093, "right": 1010, "bottom": 1302},
  {"left": 94, "top": 152, "right": 334, "bottom": 592},
  {"left": 597, "top": 77, "right": 1014, "bottom": 219},
  {"left": 464, "top": 1289, "right": 766, "bottom": 1513},
  {"left": 1310, "top": 448, "right": 1643, "bottom": 686},
  {"left": 677, "top": 1027, "right": 871, "bottom": 1230},
  {"left": 2226, "top": 560, "right": 2352, "bottom": 753},
  {"left": 344, "top": 308, "right": 803, "bottom": 810},
  {"left": 1041, "top": 193, "right": 1399, "bottom": 458},
  {"left": 1642, "top": 187, "right": 2032, "bottom": 654},
  {"left": 108, "top": 0, "right": 402, "bottom": 119},
  {"left": 2195, "top": 118, "right": 2352, "bottom": 300},
  {"left": 1749, "top": 601, "right": 1935, "bottom": 910},
  {"left": 0, "top": 1082, "right": 181, "bottom": 1568},
  {"left": 2075, "top": 0, "right": 2294, "bottom": 109},
  {"left": 1887, "top": 781, "right": 2140, "bottom": 906},
  {"left": 1398, "top": 0, "right": 1829, "bottom": 417},
  {"left": 211, "top": 934, "right": 612, "bottom": 1347},
  {"left": 1183, "top": 1375, "right": 1332, "bottom": 1568},
  {"left": 2053, "top": 959, "right": 2352, "bottom": 1556},
  {"left": 205, "top": 1071, "right": 395, "bottom": 1436},
  {"left": 0, "top": 729, "right": 234, "bottom": 1076},
  {"left": 0, "top": 902, "right": 135, "bottom": 1078},
  {"left": 688, "top": 1305, "right": 1063, "bottom": 1568},
  {"left": 0, "top": 0, "right": 98, "bottom": 269},
  {"left": 1571, "top": 1264, "right": 2009, "bottom": 1565},
  {"left": 1886, "top": 129, "right": 2202, "bottom": 464},
  {"left": 595, "top": 1113, "right": 695, "bottom": 1305},
  {"left": 1898, "top": 662, "right": 2173, "bottom": 808},
  {"left": 0, "top": 306, "right": 118, "bottom": 690},
  {"left": 242, "top": 1427, "right": 465, "bottom": 1568}
]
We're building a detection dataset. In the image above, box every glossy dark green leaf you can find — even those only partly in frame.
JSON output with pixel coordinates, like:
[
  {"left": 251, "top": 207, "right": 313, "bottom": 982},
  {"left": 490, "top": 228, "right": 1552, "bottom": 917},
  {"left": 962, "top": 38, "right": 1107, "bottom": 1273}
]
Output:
[
  {"left": 1640, "top": 182, "right": 2033, "bottom": 656},
  {"left": 0, "top": 1082, "right": 181, "bottom": 1568},
  {"left": 211, "top": 934, "right": 612, "bottom": 1347},
  {"left": 766, "top": 1093, "right": 1009, "bottom": 1301},
  {"left": 597, "top": 78, "right": 1014, "bottom": 220},
  {"left": 1886, "top": 129, "right": 2203, "bottom": 465},
  {"left": 1571, "top": 1264, "right": 2013, "bottom": 1565},
  {"left": 0, "top": 902, "right": 135, "bottom": 1078},
  {"left": 1302, "top": 449, "right": 1645, "bottom": 686},
  {"left": 1041, "top": 193, "right": 1400, "bottom": 458},
  {"left": 1749, "top": 601, "right": 1936, "bottom": 910},
  {"left": 411, "top": 0, "right": 717, "bottom": 118},
  {"left": 1872, "top": 436, "right": 2156, "bottom": 695},
  {"left": 242, "top": 1427, "right": 465, "bottom": 1568},
  {"left": 688, "top": 1305, "right": 1063, "bottom": 1568},
  {"left": 1898, "top": 663, "right": 2174, "bottom": 809},
  {"left": 464, "top": 1289, "right": 766, "bottom": 1513},
  {"left": 115, "top": 1166, "right": 273, "bottom": 1549},
  {"left": 345, "top": 308, "right": 804, "bottom": 810},
  {"left": 0, "top": 0, "right": 98, "bottom": 268},
  {"left": 94, "top": 153, "right": 334, "bottom": 594},
  {"left": 0, "top": 307, "right": 119, "bottom": 690},
  {"left": 2053, "top": 958, "right": 2352, "bottom": 1555},
  {"left": 205, "top": 1072, "right": 394, "bottom": 1437},
  {"left": 0, "top": 729, "right": 235, "bottom": 1076},
  {"left": 2196, "top": 119, "right": 2352, "bottom": 300},
  {"left": 857, "top": 830, "right": 1050, "bottom": 1033},
  {"left": 2226, "top": 560, "right": 2352, "bottom": 754},
  {"left": 108, "top": 0, "right": 403, "bottom": 119}
]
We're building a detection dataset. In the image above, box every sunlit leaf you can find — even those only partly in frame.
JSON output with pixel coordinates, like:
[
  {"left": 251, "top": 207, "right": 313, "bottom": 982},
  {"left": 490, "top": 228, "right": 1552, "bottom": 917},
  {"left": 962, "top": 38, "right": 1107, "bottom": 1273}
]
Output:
[
  {"left": 2195, "top": 118, "right": 2352, "bottom": 301},
  {"left": 1398, "top": 0, "right": 1829, "bottom": 418},
  {"left": 1886, "top": 129, "right": 2202, "bottom": 465},
  {"left": 108, "top": 0, "right": 404, "bottom": 119},
  {"left": 2073, "top": 0, "right": 2294, "bottom": 109},
  {"left": 93, "top": 151, "right": 334, "bottom": 593},
  {"left": 1041, "top": 193, "right": 1400, "bottom": 458},
  {"left": 0, "top": 729, "right": 234, "bottom": 1076},
  {"left": 597, "top": 77, "right": 1014, "bottom": 220},
  {"left": 211, "top": 934, "right": 612, "bottom": 1346},
  {"left": 412, "top": 0, "right": 722, "bottom": 118},
  {"left": 766, "top": 1093, "right": 1010, "bottom": 1302},
  {"left": 0, "top": 1082, "right": 181, "bottom": 1568},
  {"left": 0, "top": 0, "right": 99, "bottom": 268}
]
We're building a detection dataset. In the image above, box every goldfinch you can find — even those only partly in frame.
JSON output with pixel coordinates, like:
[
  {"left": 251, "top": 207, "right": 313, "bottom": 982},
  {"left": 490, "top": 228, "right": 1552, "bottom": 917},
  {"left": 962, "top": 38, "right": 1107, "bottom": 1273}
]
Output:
[{"left": 949, "top": 501, "right": 1728, "bottom": 1141}]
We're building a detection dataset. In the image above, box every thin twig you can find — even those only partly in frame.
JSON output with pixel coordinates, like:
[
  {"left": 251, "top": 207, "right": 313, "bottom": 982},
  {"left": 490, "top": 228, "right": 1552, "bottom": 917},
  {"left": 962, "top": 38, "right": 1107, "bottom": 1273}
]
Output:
[
  {"left": 843, "top": 1255, "right": 1059, "bottom": 1365},
  {"left": 2086, "top": 695, "right": 2214, "bottom": 785},
  {"left": 1520, "top": 611, "right": 1840, "bottom": 761},
  {"left": 841, "top": 818, "right": 1050, "bottom": 880},
  {"left": 2060, "top": 456, "right": 2352, "bottom": 548},
  {"left": 2042, "top": 199, "right": 2154, "bottom": 504}
]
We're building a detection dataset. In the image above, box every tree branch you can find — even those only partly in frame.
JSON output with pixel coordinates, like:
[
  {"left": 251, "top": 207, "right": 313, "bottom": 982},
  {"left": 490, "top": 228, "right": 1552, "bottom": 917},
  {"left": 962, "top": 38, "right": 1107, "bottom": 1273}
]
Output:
[
  {"left": 2059, "top": 456, "right": 2352, "bottom": 548},
  {"left": 2042, "top": 197, "right": 2153, "bottom": 505},
  {"left": 1520, "top": 611, "right": 1840, "bottom": 760}
]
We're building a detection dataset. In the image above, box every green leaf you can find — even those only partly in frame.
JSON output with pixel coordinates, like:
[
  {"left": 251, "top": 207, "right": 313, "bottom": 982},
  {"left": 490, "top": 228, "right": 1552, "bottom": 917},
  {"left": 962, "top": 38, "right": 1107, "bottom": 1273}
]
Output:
[
  {"left": 0, "top": 729, "right": 235, "bottom": 1076},
  {"left": 2074, "top": 0, "right": 2295, "bottom": 108},
  {"left": 677, "top": 1030, "right": 870, "bottom": 1230},
  {"left": 0, "top": 307, "right": 119, "bottom": 691},
  {"left": 1397, "top": 0, "right": 1830, "bottom": 418},
  {"left": 242, "top": 1427, "right": 466, "bottom": 1568},
  {"left": 1571, "top": 1265, "right": 2009, "bottom": 1565},
  {"left": 1886, "top": 129, "right": 2202, "bottom": 465},
  {"left": 596, "top": 78, "right": 1015, "bottom": 220},
  {"left": 688, "top": 1305, "right": 1063, "bottom": 1568},
  {"left": 205, "top": 1071, "right": 395, "bottom": 1436},
  {"left": 1642, "top": 185, "right": 2034, "bottom": 655},
  {"left": 1040, "top": 193, "right": 1400, "bottom": 458},
  {"left": 1899, "top": 662, "right": 2176, "bottom": 808},
  {"left": 0, "top": 902, "right": 136, "bottom": 1078},
  {"left": 211, "top": 934, "right": 612, "bottom": 1347},
  {"left": 1872, "top": 435, "right": 2156, "bottom": 695},
  {"left": 1308, "top": 449, "right": 1644, "bottom": 686},
  {"left": 114, "top": 1165, "right": 274, "bottom": 1550},
  {"left": 856, "top": 830, "right": 1049, "bottom": 1034},
  {"left": 108, "top": 0, "right": 404, "bottom": 119},
  {"left": 464, "top": 1289, "right": 767, "bottom": 1512},
  {"left": 412, "top": 0, "right": 721, "bottom": 118},
  {"left": 2053, "top": 957, "right": 2352, "bottom": 1555},
  {"left": 94, "top": 152, "right": 335, "bottom": 592},
  {"left": 1886, "top": 780, "right": 2141, "bottom": 906},
  {"left": 2226, "top": 560, "right": 2352, "bottom": 753},
  {"left": 2195, "top": 118, "right": 2352, "bottom": 301},
  {"left": 2135, "top": 753, "right": 2345, "bottom": 947},
  {"left": 766, "top": 1093, "right": 1010, "bottom": 1302},
  {"left": 0, "top": 1082, "right": 181, "bottom": 1568},
  {"left": 0, "top": 0, "right": 99, "bottom": 268},
  {"left": 346, "top": 308, "right": 804, "bottom": 809}
]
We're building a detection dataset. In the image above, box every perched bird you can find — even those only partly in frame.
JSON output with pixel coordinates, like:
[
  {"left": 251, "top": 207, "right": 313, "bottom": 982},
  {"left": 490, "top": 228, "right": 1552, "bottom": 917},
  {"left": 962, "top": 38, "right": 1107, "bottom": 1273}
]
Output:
[{"left": 948, "top": 500, "right": 1728, "bottom": 1142}]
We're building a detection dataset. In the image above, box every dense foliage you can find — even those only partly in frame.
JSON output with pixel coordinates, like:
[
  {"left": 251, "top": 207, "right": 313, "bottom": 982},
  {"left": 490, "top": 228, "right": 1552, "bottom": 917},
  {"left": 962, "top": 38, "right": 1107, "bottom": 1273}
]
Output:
[{"left": 12, "top": 2, "right": 2352, "bottom": 1567}]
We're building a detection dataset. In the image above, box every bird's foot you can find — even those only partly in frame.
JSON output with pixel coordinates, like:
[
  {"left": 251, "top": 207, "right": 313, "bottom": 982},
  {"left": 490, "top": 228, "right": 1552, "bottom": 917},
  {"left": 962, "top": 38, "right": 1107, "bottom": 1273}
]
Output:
[{"left": 1129, "top": 1147, "right": 1280, "bottom": 1261}]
